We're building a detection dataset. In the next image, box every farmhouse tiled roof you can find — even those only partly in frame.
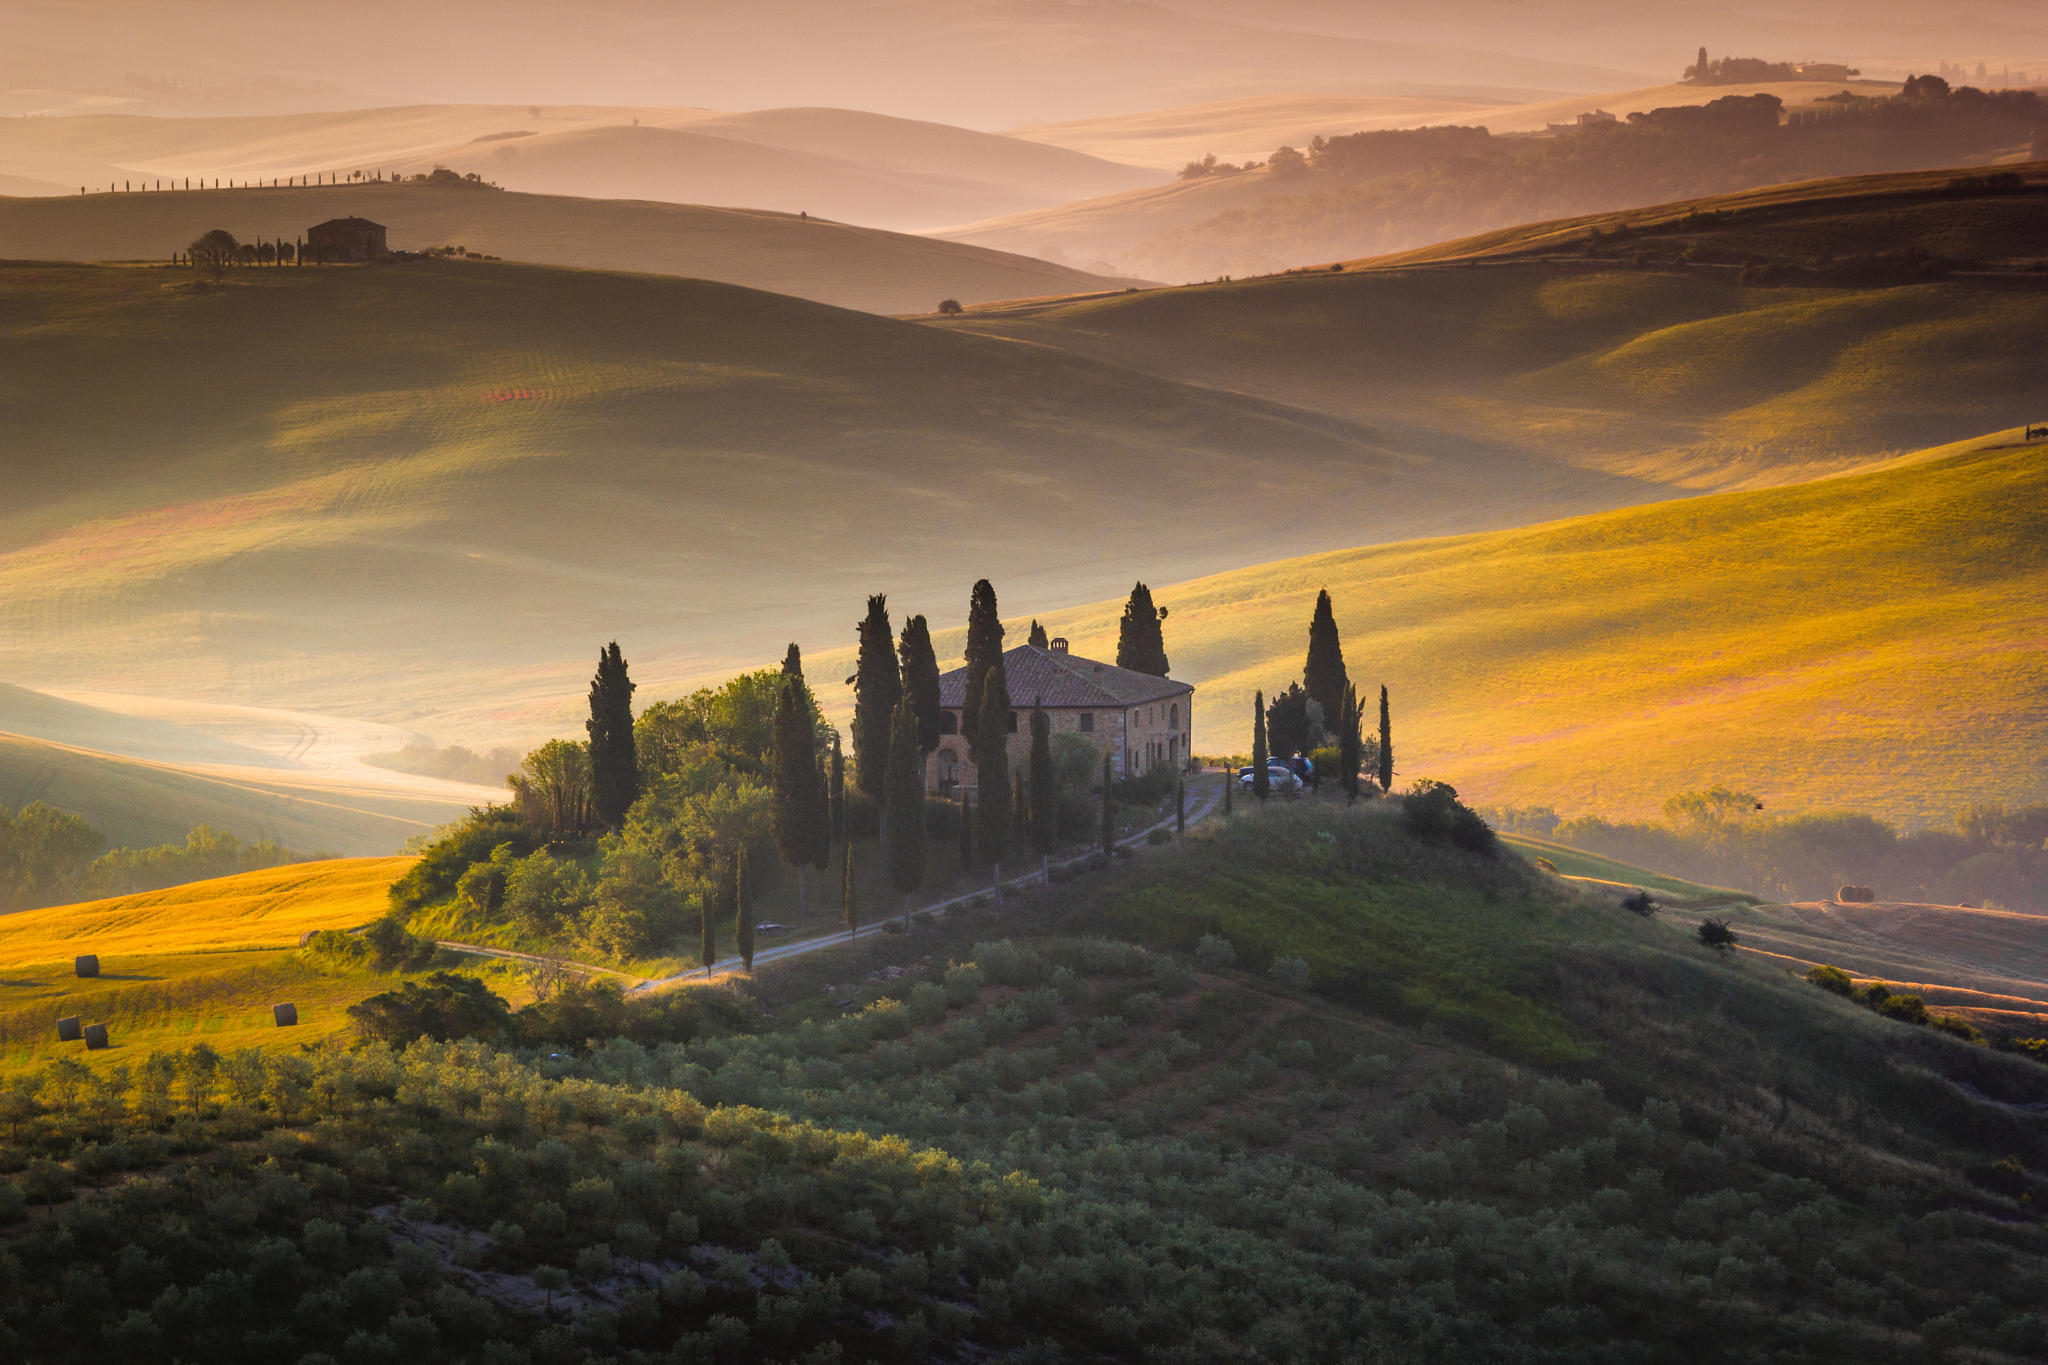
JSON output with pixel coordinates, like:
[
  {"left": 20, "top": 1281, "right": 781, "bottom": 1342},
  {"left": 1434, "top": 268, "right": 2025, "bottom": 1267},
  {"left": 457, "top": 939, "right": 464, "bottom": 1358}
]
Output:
[{"left": 936, "top": 644, "right": 1191, "bottom": 710}]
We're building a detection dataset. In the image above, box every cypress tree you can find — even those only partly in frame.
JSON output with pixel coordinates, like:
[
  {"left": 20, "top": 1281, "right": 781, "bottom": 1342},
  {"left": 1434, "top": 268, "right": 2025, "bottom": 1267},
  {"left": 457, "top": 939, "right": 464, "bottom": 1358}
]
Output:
[
  {"left": 1028, "top": 699, "right": 1056, "bottom": 882},
  {"left": 1013, "top": 770, "right": 1027, "bottom": 845},
  {"left": 958, "top": 791, "right": 974, "bottom": 875},
  {"left": 842, "top": 841, "right": 858, "bottom": 937},
  {"left": 734, "top": 848, "right": 754, "bottom": 971},
  {"left": 813, "top": 752, "right": 832, "bottom": 875},
  {"left": 1302, "top": 589, "right": 1349, "bottom": 733},
  {"left": 1028, "top": 619, "right": 1049, "bottom": 648},
  {"left": 1378, "top": 685, "right": 1394, "bottom": 793},
  {"left": 1338, "top": 683, "right": 1363, "bottom": 803},
  {"left": 829, "top": 734, "right": 845, "bottom": 847},
  {"left": 771, "top": 678, "right": 824, "bottom": 915},
  {"left": 699, "top": 891, "right": 716, "bottom": 979},
  {"left": 1100, "top": 752, "right": 1115, "bottom": 856},
  {"left": 852, "top": 594, "right": 900, "bottom": 798},
  {"left": 1176, "top": 776, "right": 1186, "bottom": 835},
  {"left": 1223, "top": 764, "right": 1233, "bottom": 815},
  {"left": 1115, "top": 583, "right": 1170, "bottom": 677},
  {"left": 974, "top": 655, "right": 1012, "bottom": 902},
  {"left": 781, "top": 642, "right": 803, "bottom": 677},
  {"left": 898, "top": 615, "right": 943, "bottom": 756},
  {"left": 962, "top": 579, "right": 1005, "bottom": 759},
  {"left": 585, "top": 641, "right": 638, "bottom": 830},
  {"left": 886, "top": 698, "right": 925, "bottom": 925},
  {"left": 1251, "top": 690, "right": 1270, "bottom": 801}
]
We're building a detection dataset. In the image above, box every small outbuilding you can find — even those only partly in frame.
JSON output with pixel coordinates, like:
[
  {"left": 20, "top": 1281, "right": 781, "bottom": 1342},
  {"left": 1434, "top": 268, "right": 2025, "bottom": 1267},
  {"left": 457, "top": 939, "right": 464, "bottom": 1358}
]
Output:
[{"left": 306, "top": 216, "right": 387, "bottom": 262}]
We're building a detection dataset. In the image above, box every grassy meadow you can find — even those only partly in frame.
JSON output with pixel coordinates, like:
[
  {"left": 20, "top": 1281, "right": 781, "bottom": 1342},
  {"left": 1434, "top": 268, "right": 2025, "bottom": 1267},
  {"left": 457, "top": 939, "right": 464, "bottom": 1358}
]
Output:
[
  {"left": 1006, "top": 434, "right": 2048, "bottom": 827},
  {"left": 1500, "top": 833, "right": 1759, "bottom": 905},
  {"left": 0, "top": 857, "right": 421, "bottom": 1068}
]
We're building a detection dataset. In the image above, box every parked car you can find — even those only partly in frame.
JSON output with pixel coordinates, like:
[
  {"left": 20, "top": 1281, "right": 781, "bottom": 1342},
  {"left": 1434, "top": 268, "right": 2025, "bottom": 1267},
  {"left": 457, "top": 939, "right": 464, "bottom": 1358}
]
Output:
[
  {"left": 1236, "top": 764, "right": 1302, "bottom": 794},
  {"left": 755, "top": 922, "right": 789, "bottom": 937},
  {"left": 1284, "top": 754, "right": 1315, "bottom": 783}
]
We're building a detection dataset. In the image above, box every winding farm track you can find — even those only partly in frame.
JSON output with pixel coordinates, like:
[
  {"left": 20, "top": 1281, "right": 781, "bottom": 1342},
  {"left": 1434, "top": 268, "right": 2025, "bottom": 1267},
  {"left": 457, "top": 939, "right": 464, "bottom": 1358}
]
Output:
[{"left": 435, "top": 778, "right": 1228, "bottom": 991}]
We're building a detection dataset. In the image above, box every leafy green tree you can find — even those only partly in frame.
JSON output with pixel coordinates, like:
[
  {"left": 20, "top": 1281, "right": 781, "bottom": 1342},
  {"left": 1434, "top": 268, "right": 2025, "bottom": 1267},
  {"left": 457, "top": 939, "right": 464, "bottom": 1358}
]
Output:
[
  {"left": 188, "top": 228, "right": 238, "bottom": 282},
  {"left": 734, "top": 848, "right": 754, "bottom": 971},
  {"left": 974, "top": 654, "right": 1013, "bottom": 901},
  {"left": 899, "top": 614, "right": 943, "bottom": 756},
  {"left": 852, "top": 594, "right": 900, "bottom": 798},
  {"left": 771, "top": 678, "right": 826, "bottom": 913},
  {"left": 509, "top": 739, "right": 594, "bottom": 835},
  {"left": 1377, "top": 684, "right": 1393, "bottom": 793},
  {"left": 587, "top": 642, "right": 639, "bottom": 830},
  {"left": 1302, "top": 589, "right": 1349, "bottom": 730},
  {"left": 1265, "top": 682, "right": 1321, "bottom": 761},
  {"left": 1251, "top": 691, "right": 1270, "bottom": 800},
  {"left": 962, "top": 579, "right": 1005, "bottom": 760},
  {"left": 886, "top": 698, "right": 926, "bottom": 924},
  {"left": 1116, "top": 582, "right": 1170, "bottom": 676},
  {"left": 1028, "top": 700, "right": 1056, "bottom": 882},
  {"left": 347, "top": 972, "right": 510, "bottom": 1045}
]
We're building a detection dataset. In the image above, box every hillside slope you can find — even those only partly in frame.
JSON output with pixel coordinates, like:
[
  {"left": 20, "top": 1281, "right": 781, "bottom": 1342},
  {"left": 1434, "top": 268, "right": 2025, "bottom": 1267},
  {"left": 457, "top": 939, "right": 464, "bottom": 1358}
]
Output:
[
  {"left": 0, "top": 259, "right": 1577, "bottom": 733},
  {"left": 952, "top": 173, "right": 2048, "bottom": 490},
  {"left": 1019, "top": 433, "right": 2048, "bottom": 828},
  {"left": 0, "top": 181, "right": 1141, "bottom": 313}
]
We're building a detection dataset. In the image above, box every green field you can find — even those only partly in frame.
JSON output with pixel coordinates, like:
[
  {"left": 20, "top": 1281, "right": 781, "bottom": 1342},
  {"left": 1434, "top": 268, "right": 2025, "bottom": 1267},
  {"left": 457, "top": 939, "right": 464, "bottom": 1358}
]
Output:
[
  {"left": 1007, "top": 434, "right": 2048, "bottom": 827},
  {"left": 1500, "top": 833, "right": 1759, "bottom": 904},
  {"left": 0, "top": 857, "right": 432, "bottom": 1068}
]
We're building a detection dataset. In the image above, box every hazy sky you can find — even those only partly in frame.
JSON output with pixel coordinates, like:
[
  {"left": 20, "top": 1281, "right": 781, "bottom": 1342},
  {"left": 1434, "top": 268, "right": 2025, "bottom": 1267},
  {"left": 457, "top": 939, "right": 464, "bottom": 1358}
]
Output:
[{"left": 8, "top": 1, "right": 2046, "bottom": 126}]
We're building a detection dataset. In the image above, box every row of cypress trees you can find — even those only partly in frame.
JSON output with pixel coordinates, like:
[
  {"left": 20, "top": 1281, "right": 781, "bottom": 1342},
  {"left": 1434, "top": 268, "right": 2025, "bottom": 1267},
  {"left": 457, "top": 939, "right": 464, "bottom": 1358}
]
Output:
[{"left": 1245, "top": 590, "right": 1394, "bottom": 803}]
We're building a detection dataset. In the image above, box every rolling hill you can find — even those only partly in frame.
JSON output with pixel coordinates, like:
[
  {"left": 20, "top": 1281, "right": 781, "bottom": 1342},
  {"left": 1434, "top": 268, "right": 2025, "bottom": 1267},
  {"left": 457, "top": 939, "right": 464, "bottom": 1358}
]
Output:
[
  {"left": 0, "top": 103, "right": 1161, "bottom": 233},
  {"left": 949, "top": 169, "right": 2048, "bottom": 491},
  {"left": 1007, "top": 431, "right": 2048, "bottom": 829},
  {"left": 0, "top": 181, "right": 1142, "bottom": 313}
]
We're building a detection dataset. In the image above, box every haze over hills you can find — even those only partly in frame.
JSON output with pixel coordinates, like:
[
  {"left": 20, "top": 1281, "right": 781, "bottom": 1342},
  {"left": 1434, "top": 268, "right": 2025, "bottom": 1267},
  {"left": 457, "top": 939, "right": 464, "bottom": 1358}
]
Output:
[
  {"left": 0, "top": 182, "right": 1142, "bottom": 313},
  {"left": 0, "top": 104, "right": 1162, "bottom": 232}
]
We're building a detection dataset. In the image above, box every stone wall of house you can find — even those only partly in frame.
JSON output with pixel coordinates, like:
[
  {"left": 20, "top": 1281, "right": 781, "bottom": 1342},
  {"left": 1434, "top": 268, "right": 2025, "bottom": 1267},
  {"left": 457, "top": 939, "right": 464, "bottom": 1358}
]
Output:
[{"left": 925, "top": 697, "right": 1191, "bottom": 793}]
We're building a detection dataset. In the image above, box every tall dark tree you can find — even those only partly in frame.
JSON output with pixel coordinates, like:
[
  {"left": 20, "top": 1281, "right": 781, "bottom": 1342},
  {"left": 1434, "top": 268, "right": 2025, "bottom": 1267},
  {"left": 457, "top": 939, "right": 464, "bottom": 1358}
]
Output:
[
  {"left": 1028, "top": 699, "right": 1057, "bottom": 882},
  {"left": 812, "top": 752, "right": 832, "bottom": 876},
  {"left": 1337, "top": 683, "right": 1363, "bottom": 803},
  {"left": 842, "top": 841, "right": 858, "bottom": 938},
  {"left": 898, "top": 615, "right": 943, "bottom": 756},
  {"left": 958, "top": 791, "right": 974, "bottom": 875},
  {"left": 973, "top": 654, "right": 1013, "bottom": 901},
  {"left": 1116, "top": 583, "right": 1170, "bottom": 677},
  {"left": 886, "top": 698, "right": 926, "bottom": 925},
  {"left": 829, "top": 734, "right": 846, "bottom": 847},
  {"left": 1027, "top": 620, "right": 1049, "bottom": 648},
  {"left": 962, "top": 579, "right": 1005, "bottom": 760},
  {"left": 1100, "top": 753, "right": 1115, "bottom": 856},
  {"left": 699, "top": 891, "right": 716, "bottom": 979},
  {"left": 1377, "top": 685, "right": 1394, "bottom": 793},
  {"left": 1251, "top": 690, "right": 1271, "bottom": 801},
  {"left": 1302, "top": 589, "right": 1349, "bottom": 731},
  {"left": 1014, "top": 771, "right": 1028, "bottom": 845},
  {"left": 1176, "top": 776, "right": 1186, "bottom": 835},
  {"left": 734, "top": 848, "right": 754, "bottom": 971},
  {"left": 188, "top": 228, "right": 239, "bottom": 282},
  {"left": 781, "top": 642, "right": 803, "bottom": 678},
  {"left": 771, "top": 678, "right": 825, "bottom": 914},
  {"left": 586, "top": 642, "right": 639, "bottom": 830},
  {"left": 851, "top": 595, "right": 900, "bottom": 798}
]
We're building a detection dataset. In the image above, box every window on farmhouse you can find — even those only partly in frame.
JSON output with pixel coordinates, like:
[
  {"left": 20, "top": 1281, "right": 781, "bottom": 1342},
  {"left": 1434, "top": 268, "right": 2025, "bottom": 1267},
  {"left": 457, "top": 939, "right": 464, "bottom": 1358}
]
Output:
[
  {"left": 1078, "top": 713, "right": 1094, "bottom": 733},
  {"left": 1006, "top": 711, "right": 1018, "bottom": 733}
]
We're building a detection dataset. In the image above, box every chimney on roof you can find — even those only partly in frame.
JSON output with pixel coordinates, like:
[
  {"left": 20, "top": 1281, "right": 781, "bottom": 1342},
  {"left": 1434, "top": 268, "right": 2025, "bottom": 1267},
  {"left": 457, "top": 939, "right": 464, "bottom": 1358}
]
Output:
[{"left": 1050, "top": 637, "right": 1070, "bottom": 652}]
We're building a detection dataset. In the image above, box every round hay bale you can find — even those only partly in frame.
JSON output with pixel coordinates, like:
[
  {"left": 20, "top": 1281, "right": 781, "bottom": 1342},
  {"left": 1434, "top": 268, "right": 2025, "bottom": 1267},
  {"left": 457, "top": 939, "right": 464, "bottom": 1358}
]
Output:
[
  {"left": 272, "top": 1002, "right": 299, "bottom": 1027},
  {"left": 55, "top": 1016, "right": 82, "bottom": 1042},
  {"left": 82, "top": 1023, "right": 109, "bottom": 1050},
  {"left": 74, "top": 954, "right": 100, "bottom": 978}
]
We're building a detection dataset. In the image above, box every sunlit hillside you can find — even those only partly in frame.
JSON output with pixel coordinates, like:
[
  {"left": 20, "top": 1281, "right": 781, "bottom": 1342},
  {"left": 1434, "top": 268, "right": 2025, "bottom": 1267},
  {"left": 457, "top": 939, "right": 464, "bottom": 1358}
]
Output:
[
  {"left": 0, "top": 857, "right": 415, "bottom": 1066},
  {"left": 0, "top": 181, "right": 1140, "bottom": 313},
  {"left": 1016, "top": 433, "right": 2048, "bottom": 828},
  {"left": 954, "top": 171, "right": 2048, "bottom": 490}
]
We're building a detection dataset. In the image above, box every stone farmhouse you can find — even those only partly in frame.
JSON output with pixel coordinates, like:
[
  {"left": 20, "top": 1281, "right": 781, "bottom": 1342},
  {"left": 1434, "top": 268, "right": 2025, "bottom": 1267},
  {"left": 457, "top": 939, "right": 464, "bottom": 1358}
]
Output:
[
  {"left": 926, "top": 640, "right": 1193, "bottom": 795},
  {"left": 306, "top": 216, "right": 387, "bottom": 262}
]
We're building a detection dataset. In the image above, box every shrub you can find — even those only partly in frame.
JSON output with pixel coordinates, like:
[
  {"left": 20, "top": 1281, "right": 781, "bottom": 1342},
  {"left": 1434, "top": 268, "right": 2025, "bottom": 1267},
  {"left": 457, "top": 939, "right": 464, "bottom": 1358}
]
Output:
[
  {"left": 906, "top": 982, "right": 948, "bottom": 1025},
  {"left": 1875, "top": 993, "right": 1929, "bottom": 1026},
  {"left": 1195, "top": 934, "right": 1236, "bottom": 970},
  {"left": 936, "top": 298, "right": 963, "bottom": 315},
  {"left": 1932, "top": 1014, "right": 1985, "bottom": 1044},
  {"left": 346, "top": 972, "right": 511, "bottom": 1045},
  {"left": 1403, "top": 780, "right": 1497, "bottom": 854},
  {"left": 1269, "top": 956, "right": 1311, "bottom": 990},
  {"left": 1620, "top": 889, "right": 1657, "bottom": 917},
  {"left": 1697, "top": 917, "right": 1738, "bottom": 951},
  {"left": 1805, "top": 964, "right": 1856, "bottom": 996},
  {"left": 942, "top": 963, "right": 984, "bottom": 1006}
]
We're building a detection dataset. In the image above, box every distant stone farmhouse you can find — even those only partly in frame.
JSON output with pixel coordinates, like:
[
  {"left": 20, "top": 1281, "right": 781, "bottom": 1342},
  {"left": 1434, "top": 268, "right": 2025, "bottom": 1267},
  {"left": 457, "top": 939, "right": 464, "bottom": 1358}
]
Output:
[
  {"left": 927, "top": 640, "right": 1193, "bottom": 794},
  {"left": 306, "top": 217, "right": 387, "bottom": 262}
]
